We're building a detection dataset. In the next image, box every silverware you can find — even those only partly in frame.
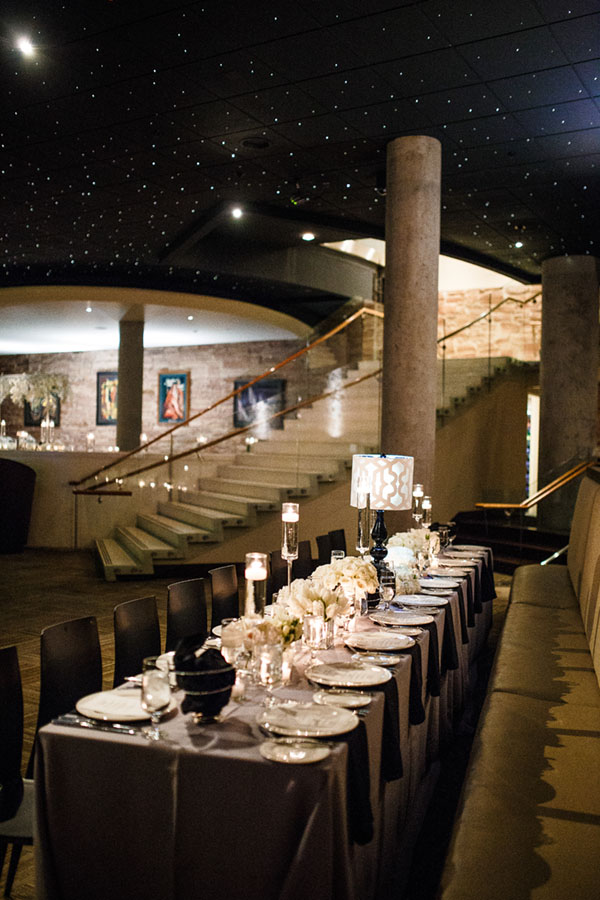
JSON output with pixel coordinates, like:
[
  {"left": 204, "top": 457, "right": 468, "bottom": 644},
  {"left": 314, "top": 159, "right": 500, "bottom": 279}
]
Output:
[{"left": 54, "top": 714, "right": 142, "bottom": 736}]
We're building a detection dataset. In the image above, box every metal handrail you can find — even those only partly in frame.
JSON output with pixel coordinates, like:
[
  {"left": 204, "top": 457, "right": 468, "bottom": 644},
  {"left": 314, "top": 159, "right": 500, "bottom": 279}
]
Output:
[
  {"left": 80, "top": 366, "right": 382, "bottom": 491},
  {"left": 437, "top": 291, "right": 541, "bottom": 344},
  {"left": 71, "top": 305, "right": 383, "bottom": 488},
  {"left": 475, "top": 459, "right": 595, "bottom": 510}
]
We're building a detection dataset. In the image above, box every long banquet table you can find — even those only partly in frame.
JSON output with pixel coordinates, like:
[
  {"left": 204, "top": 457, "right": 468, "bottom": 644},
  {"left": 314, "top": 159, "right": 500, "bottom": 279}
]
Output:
[{"left": 34, "top": 550, "right": 494, "bottom": 900}]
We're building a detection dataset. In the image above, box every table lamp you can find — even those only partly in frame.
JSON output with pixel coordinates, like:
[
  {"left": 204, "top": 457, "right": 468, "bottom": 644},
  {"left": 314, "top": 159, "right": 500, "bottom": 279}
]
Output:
[{"left": 350, "top": 453, "right": 414, "bottom": 578}]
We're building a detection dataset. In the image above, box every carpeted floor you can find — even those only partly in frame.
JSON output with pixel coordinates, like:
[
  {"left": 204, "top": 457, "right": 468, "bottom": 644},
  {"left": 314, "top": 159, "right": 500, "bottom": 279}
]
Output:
[{"left": 0, "top": 548, "right": 511, "bottom": 899}]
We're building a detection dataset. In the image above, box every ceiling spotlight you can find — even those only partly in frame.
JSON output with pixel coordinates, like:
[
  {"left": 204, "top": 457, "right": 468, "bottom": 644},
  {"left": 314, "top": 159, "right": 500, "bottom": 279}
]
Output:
[
  {"left": 85, "top": 306, "right": 92, "bottom": 313},
  {"left": 16, "top": 36, "right": 35, "bottom": 57},
  {"left": 231, "top": 207, "right": 243, "bottom": 219},
  {"left": 187, "top": 315, "right": 194, "bottom": 321},
  {"left": 302, "top": 232, "right": 315, "bottom": 242},
  {"left": 514, "top": 241, "right": 524, "bottom": 248}
]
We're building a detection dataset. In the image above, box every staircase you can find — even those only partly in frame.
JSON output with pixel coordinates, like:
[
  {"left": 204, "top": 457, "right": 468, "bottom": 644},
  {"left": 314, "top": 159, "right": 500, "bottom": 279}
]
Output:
[
  {"left": 95, "top": 360, "right": 380, "bottom": 580},
  {"left": 94, "top": 356, "right": 538, "bottom": 581},
  {"left": 452, "top": 509, "right": 568, "bottom": 574}
]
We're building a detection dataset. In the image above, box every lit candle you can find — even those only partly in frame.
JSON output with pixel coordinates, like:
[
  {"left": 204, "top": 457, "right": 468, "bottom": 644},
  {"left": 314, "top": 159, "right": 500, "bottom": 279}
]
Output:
[
  {"left": 281, "top": 503, "right": 299, "bottom": 585},
  {"left": 412, "top": 483, "right": 424, "bottom": 499},
  {"left": 0, "top": 419, "right": 6, "bottom": 437},
  {"left": 245, "top": 552, "right": 268, "bottom": 617},
  {"left": 86, "top": 432, "right": 95, "bottom": 451}
]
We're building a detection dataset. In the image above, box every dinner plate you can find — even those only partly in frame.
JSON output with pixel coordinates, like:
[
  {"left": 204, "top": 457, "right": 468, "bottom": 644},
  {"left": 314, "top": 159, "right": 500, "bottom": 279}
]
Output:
[
  {"left": 257, "top": 703, "right": 358, "bottom": 737},
  {"left": 76, "top": 689, "right": 175, "bottom": 722},
  {"left": 427, "top": 568, "right": 468, "bottom": 578},
  {"left": 370, "top": 610, "right": 434, "bottom": 627},
  {"left": 345, "top": 631, "right": 415, "bottom": 652},
  {"left": 393, "top": 595, "right": 448, "bottom": 608},
  {"left": 259, "top": 740, "right": 330, "bottom": 765},
  {"left": 313, "top": 690, "right": 372, "bottom": 709},
  {"left": 419, "top": 577, "right": 460, "bottom": 590},
  {"left": 453, "top": 545, "right": 488, "bottom": 552},
  {"left": 212, "top": 624, "right": 222, "bottom": 637},
  {"left": 350, "top": 652, "right": 401, "bottom": 666},
  {"left": 306, "top": 661, "right": 392, "bottom": 688}
]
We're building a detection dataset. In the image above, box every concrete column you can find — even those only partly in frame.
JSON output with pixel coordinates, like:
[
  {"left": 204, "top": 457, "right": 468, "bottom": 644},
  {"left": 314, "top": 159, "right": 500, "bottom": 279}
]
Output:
[
  {"left": 381, "top": 135, "right": 441, "bottom": 529},
  {"left": 539, "top": 255, "right": 599, "bottom": 529},
  {"left": 116, "top": 313, "right": 144, "bottom": 452}
]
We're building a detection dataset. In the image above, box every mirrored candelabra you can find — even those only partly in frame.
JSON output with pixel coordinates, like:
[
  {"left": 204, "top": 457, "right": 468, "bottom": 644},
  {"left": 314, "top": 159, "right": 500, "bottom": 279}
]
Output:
[{"left": 281, "top": 503, "right": 299, "bottom": 586}]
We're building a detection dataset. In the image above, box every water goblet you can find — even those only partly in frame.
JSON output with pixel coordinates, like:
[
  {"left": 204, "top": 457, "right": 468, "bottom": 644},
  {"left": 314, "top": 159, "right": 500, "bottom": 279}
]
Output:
[
  {"left": 255, "top": 642, "right": 283, "bottom": 707},
  {"left": 141, "top": 656, "right": 171, "bottom": 741},
  {"left": 303, "top": 614, "right": 325, "bottom": 661},
  {"left": 379, "top": 572, "right": 396, "bottom": 609}
]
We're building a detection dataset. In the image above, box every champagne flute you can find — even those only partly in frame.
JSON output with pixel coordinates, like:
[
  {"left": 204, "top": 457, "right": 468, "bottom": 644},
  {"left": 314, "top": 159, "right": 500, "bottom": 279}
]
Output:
[
  {"left": 141, "top": 656, "right": 171, "bottom": 741},
  {"left": 281, "top": 503, "right": 299, "bottom": 586}
]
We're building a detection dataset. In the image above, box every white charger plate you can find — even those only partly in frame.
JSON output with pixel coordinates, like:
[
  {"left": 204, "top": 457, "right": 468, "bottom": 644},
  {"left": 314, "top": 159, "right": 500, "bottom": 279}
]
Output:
[
  {"left": 259, "top": 740, "right": 330, "bottom": 764},
  {"left": 371, "top": 610, "right": 434, "bottom": 627},
  {"left": 257, "top": 703, "right": 358, "bottom": 737},
  {"left": 453, "top": 545, "right": 488, "bottom": 552},
  {"left": 306, "top": 661, "right": 392, "bottom": 688},
  {"left": 76, "top": 689, "right": 175, "bottom": 722},
  {"left": 395, "top": 596, "right": 448, "bottom": 608},
  {"left": 313, "top": 690, "right": 372, "bottom": 709},
  {"left": 345, "top": 631, "right": 415, "bottom": 652},
  {"left": 350, "top": 652, "right": 401, "bottom": 666},
  {"left": 419, "top": 577, "right": 460, "bottom": 590}
]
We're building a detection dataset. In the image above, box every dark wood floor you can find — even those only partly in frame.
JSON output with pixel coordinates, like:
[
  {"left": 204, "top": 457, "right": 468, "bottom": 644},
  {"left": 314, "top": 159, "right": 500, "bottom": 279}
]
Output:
[{"left": 0, "top": 548, "right": 511, "bottom": 900}]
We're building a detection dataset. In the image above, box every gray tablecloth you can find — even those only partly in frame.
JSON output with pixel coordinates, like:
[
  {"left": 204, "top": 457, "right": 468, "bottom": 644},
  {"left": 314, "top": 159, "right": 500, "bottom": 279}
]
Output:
[{"left": 35, "top": 569, "right": 491, "bottom": 900}]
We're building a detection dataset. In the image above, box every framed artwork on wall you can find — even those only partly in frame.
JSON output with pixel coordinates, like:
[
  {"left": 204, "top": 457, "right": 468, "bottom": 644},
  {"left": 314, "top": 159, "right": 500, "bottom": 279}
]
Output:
[
  {"left": 96, "top": 371, "right": 118, "bottom": 425},
  {"left": 158, "top": 371, "right": 190, "bottom": 424},
  {"left": 24, "top": 392, "right": 61, "bottom": 426},
  {"left": 233, "top": 378, "right": 286, "bottom": 429}
]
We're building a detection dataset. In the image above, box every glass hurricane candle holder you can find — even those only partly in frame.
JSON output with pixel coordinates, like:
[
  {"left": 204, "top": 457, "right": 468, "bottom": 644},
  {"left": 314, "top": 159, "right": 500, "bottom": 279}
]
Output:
[
  {"left": 281, "top": 503, "right": 299, "bottom": 586},
  {"left": 244, "top": 552, "right": 268, "bottom": 617},
  {"left": 412, "top": 483, "right": 424, "bottom": 525},
  {"left": 422, "top": 496, "right": 432, "bottom": 528}
]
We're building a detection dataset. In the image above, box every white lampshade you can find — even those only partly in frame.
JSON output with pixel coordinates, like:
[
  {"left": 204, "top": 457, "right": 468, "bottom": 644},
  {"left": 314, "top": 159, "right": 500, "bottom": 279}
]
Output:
[{"left": 350, "top": 454, "right": 414, "bottom": 511}]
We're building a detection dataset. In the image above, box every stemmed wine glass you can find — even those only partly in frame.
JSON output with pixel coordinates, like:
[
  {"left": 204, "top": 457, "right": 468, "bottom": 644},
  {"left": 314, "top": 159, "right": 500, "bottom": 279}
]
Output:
[
  {"left": 281, "top": 503, "right": 299, "bottom": 586},
  {"left": 141, "top": 656, "right": 171, "bottom": 741},
  {"left": 378, "top": 571, "right": 396, "bottom": 609}
]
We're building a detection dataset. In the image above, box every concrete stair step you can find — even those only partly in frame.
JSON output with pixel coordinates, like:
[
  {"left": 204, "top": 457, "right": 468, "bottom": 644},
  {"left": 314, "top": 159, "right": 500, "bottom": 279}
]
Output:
[
  {"left": 115, "top": 526, "right": 180, "bottom": 568},
  {"left": 216, "top": 464, "right": 318, "bottom": 495},
  {"left": 157, "top": 500, "right": 224, "bottom": 539},
  {"left": 137, "top": 512, "right": 215, "bottom": 551},
  {"left": 181, "top": 489, "right": 260, "bottom": 522},
  {"left": 185, "top": 487, "right": 277, "bottom": 513},
  {"left": 198, "top": 477, "right": 287, "bottom": 502},
  {"left": 95, "top": 538, "right": 145, "bottom": 582},
  {"left": 233, "top": 453, "right": 344, "bottom": 479},
  {"left": 175, "top": 497, "right": 249, "bottom": 527}
]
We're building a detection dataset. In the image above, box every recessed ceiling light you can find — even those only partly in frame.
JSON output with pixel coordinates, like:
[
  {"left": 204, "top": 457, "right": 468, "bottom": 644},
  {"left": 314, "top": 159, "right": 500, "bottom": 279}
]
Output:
[
  {"left": 85, "top": 306, "right": 92, "bottom": 312},
  {"left": 514, "top": 241, "right": 523, "bottom": 248},
  {"left": 187, "top": 315, "right": 194, "bottom": 320},
  {"left": 302, "top": 232, "right": 315, "bottom": 241},
  {"left": 16, "top": 37, "right": 35, "bottom": 57},
  {"left": 231, "top": 207, "right": 243, "bottom": 219}
]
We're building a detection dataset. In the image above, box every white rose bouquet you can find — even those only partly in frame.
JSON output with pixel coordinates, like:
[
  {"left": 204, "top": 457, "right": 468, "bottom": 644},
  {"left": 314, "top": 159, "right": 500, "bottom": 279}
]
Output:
[
  {"left": 277, "top": 577, "right": 352, "bottom": 622},
  {"left": 269, "top": 604, "right": 303, "bottom": 646},
  {"left": 311, "top": 555, "right": 379, "bottom": 605},
  {"left": 388, "top": 528, "right": 439, "bottom": 559}
]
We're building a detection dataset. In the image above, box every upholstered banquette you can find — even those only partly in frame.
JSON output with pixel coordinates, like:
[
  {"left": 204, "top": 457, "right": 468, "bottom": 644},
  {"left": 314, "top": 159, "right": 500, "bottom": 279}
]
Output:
[{"left": 439, "top": 466, "right": 600, "bottom": 900}]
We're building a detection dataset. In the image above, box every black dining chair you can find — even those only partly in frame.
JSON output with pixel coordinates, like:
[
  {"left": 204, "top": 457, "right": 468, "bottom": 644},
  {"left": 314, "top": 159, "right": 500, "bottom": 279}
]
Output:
[
  {"left": 328, "top": 528, "right": 347, "bottom": 554},
  {"left": 208, "top": 565, "right": 240, "bottom": 629},
  {"left": 294, "top": 540, "right": 314, "bottom": 579},
  {"left": 113, "top": 596, "right": 161, "bottom": 688},
  {"left": 316, "top": 533, "right": 332, "bottom": 566},
  {"left": 26, "top": 615, "right": 103, "bottom": 778},
  {"left": 269, "top": 550, "right": 288, "bottom": 595},
  {"left": 0, "top": 646, "right": 33, "bottom": 898},
  {"left": 166, "top": 578, "right": 209, "bottom": 651}
]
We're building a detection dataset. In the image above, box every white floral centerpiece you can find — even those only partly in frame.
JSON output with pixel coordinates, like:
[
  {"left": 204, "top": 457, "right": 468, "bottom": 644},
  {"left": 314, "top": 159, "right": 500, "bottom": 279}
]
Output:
[
  {"left": 269, "top": 604, "right": 303, "bottom": 646},
  {"left": 311, "top": 555, "right": 379, "bottom": 607},
  {"left": 276, "top": 577, "right": 350, "bottom": 622},
  {"left": 395, "top": 567, "right": 421, "bottom": 595},
  {"left": 387, "top": 527, "right": 440, "bottom": 561}
]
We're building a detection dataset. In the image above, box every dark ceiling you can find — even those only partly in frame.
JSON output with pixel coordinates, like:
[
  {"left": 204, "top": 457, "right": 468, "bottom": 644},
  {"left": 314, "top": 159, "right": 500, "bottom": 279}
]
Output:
[{"left": 1, "top": 0, "right": 599, "bottom": 318}]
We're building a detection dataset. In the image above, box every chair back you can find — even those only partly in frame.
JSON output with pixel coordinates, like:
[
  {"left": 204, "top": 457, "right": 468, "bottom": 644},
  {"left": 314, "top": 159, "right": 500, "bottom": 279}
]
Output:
[
  {"left": 113, "top": 596, "right": 161, "bottom": 687},
  {"left": 316, "top": 533, "right": 332, "bottom": 566},
  {"left": 0, "top": 646, "right": 23, "bottom": 792},
  {"left": 208, "top": 565, "right": 239, "bottom": 628},
  {"left": 294, "top": 540, "right": 314, "bottom": 579},
  {"left": 269, "top": 550, "right": 288, "bottom": 595},
  {"left": 166, "top": 578, "right": 209, "bottom": 651},
  {"left": 328, "top": 529, "right": 346, "bottom": 554},
  {"left": 26, "top": 616, "right": 102, "bottom": 778}
]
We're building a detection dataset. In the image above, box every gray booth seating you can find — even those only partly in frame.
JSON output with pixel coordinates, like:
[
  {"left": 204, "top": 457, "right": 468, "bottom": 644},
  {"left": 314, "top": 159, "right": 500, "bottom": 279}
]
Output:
[{"left": 438, "top": 466, "right": 600, "bottom": 900}]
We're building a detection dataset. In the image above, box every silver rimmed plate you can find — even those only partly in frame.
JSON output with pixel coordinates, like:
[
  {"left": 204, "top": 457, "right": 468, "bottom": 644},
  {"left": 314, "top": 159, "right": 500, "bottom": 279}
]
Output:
[
  {"left": 257, "top": 703, "right": 358, "bottom": 737},
  {"left": 429, "top": 565, "right": 471, "bottom": 575},
  {"left": 350, "top": 652, "right": 401, "bottom": 666},
  {"left": 313, "top": 690, "right": 372, "bottom": 709},
  {"left": 371, "top": 610, "right": 434, "bottom": 627},
  {"left": 345, "top": 631, "right": 415, "bottom": 652},
  {"left": 76, "top": 690, "right": 176, "bottom": 722},
  {"left": 393, "top": 595, "right": 448, "bottom": 608},
  {"left": 453, "top": 545, "right": 488, "bottom": 553},
  {"left": 306, "top": 661, "right": 392, "bottom": 688},
  {"left": 259, "top": 740, "right": 331, "bottom": 764},
  {"left": 419, "top": 577, "right": 460, "bottom": 589}
]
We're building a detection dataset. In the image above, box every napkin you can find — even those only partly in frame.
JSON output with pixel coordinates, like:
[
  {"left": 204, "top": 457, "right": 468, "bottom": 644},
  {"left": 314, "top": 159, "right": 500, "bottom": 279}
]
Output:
[
  {"left": 420, "top": 622, "right": 441, "bottom": 697},
  {"left": 173, "top": 637, "right": 235, "bottom": 715},
  {"left": 440, "top": 604, "right": 459, "bottom": 673},
  {"left": 404, "top": 643, "right": 425, "bottom": 725},
  {"left": 455, "top": 584, "right": 469, "bottom": 645},
  {"left": 370, "top": 676, "right": 403, "bottom": 781},
  {"left": 481, "top": 560, "right": 497, "bottom": 604}
]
